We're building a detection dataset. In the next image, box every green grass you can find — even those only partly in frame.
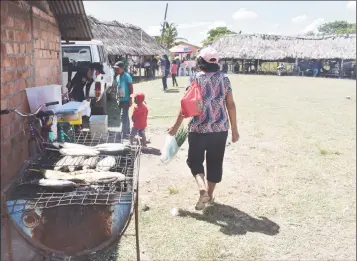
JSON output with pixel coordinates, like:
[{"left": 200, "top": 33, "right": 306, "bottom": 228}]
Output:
[{"left": 168, "top": 187, "right": 179, "bottom": 195}]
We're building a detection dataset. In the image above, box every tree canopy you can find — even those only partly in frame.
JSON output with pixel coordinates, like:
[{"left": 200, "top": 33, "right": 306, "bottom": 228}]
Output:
[
  {"left": 155, "top": 22, "right": 187, "bottom": 49},
  {"left": 318, "top": 21, "right": 356, "bottom": 35},
  {"left": 202, "top": 27, "right": 237, "bottom": 46}
]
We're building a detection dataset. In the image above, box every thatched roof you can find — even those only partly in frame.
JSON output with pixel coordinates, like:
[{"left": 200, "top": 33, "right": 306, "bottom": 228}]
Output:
[
  {"left": 88, "top": 16, "right": 169, "bottom": 56},
  {"left": 209, "top": 34, "right": 356, "bottom": 60}
]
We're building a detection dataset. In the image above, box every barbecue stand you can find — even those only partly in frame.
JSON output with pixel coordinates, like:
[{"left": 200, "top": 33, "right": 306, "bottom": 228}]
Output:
[{"left": 4, "top": 131, "right": 142, "bottom": 261}]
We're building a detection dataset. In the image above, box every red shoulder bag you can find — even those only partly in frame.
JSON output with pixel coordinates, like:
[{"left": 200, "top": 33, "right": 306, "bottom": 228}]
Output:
[{"left": 180, "top": 80, "right": 203, "bottom": 118}]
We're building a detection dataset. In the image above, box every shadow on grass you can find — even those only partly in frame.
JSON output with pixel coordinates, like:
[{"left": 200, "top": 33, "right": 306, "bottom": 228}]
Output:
[
  {"left": 141, "top": 147, "right": 161, "bottom": 156},
  {"left": 164, "top": 89, "right": 180, "bottom": 93},
  {"left": 179, "top": 203, "right": 280, "bottom": 236}
]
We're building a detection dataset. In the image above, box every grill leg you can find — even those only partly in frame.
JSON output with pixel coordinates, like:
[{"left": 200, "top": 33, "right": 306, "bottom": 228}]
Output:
[{"left": 135, "top": 187, "right": 140, "bottom": 261}]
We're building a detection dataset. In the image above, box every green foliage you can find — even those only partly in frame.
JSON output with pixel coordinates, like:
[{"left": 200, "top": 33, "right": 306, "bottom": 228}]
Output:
[
  {"left": 202, "top": 27, "right": 237, "bottom": 46},
  {"left": 318, "top": 21, "right": 356, "bottom": 35},
  {"left": 159, "top": 22, "right": 188, "bottom": 49},
  {"left": 305, "top": 31, "right": 315, "bottom": 36}
]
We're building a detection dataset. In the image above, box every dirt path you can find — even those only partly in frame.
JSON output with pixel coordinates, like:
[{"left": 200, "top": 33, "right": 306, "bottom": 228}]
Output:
[{"left": 105, "top": 75, "right": 355, "bottom": 260}]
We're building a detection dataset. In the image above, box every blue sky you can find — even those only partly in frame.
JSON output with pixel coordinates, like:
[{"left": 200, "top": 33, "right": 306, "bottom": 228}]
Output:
[{"left": 83, "top": 1, "right": 356, "bottom": 46}]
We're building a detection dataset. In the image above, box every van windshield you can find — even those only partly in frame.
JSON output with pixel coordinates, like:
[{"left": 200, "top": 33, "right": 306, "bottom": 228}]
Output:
[{"left": 62, "top": 46, "right": 92, "bottom": 72}]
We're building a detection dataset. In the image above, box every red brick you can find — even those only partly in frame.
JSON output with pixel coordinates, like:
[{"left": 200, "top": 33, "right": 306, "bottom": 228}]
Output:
[
  {"left": 5, "top": 43, "right": 13, "bottom": 55},
  {"left": 1, "top": 99, "right": 8, "bottom": 110},
  {"left": 19, "top": 43, "right": 26, "bottom": 54},
  {"left": 9, "top": 94, "right": 18, "bottom": 108},
  {"left": 18, "top": 79, "right": 26, "bottom": 90},
  {"left": 25, "top": 56, "right": 32, "bottom": 66},
  {"left": 16, "top": 56, "right": 26, "bottom": 67},
  {"left": 1, "top": 1, "right": 8, "bottom": 15},
  {"left": 1, "top": 125, "right": 11, "bottom": 141},
  {"left": 10, "top": 119, "right": 22, "bottom": 135},
  {"left": 25, "top": 77, "right": 34, "bottom": 88},
  {"left": 25, "top": 43, "right": 32, "bottom": 53},
  {"left": 14, "top": 30, "right": 21, "bottom": 41},
  {"left": 14, "top": 17, "right": 26, "bottom": 30},
  {"left": 6, "top": 16, "right": 14, "bottom": 27},
  {"left": 13, "top": 43, "right": 19, "bottom": 54},
  {"left": 25, "top": 21, "right": 31, "bottom": 32},
  {"left": 6, "top": 29, "right": 15, "bottom": 41},
  {"left": 40, "top": 21, "right": 47, "bottom": 31},
  {"left": 1, "top": 82, "right": 11, "bottom": 99},
  {"left": 1, "top": 141, "right": 10, "bottom": 157}
]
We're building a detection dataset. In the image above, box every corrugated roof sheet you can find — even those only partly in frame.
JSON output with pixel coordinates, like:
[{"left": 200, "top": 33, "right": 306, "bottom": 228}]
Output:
[{"left": 48, "top": 0, "right": 93, "bottom": 41}]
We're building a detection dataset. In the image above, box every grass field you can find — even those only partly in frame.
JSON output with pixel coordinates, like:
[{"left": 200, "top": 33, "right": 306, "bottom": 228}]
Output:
[{"left": 98, "top": 75, "right": 355, "bottom": 261}]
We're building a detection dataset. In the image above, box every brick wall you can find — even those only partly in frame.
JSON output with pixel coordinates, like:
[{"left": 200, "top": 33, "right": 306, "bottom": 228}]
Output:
[{"left": 0, "top": 1, "right": 61, "bottom": 188}]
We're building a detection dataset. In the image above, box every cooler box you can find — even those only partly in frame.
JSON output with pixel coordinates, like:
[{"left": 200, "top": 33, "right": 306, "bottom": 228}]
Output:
[
  {"left": 57, "top": 112, "right": 83, "bottom": 125},
  {"left": 25, "top": 85, "right": 62, "bottom": 113},
  {"left": 89, "top": 115, "right": 108, "bottom": 133}
]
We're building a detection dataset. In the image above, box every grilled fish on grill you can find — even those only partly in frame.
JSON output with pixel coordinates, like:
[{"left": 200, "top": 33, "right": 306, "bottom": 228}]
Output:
[
  {"left": 38, "top": 178, "right": 76, "bottom": 188},
  {"left": 41, "top": 169, "right": 126, "bottom": 183},
  {"left": 53, "top": 142, "right": 92, "bottom": 150},
  {"left": 68, "top": 156, "right": 86, "bottom": 172},
  {"left": 94, "top": 143, "right": 129, "bottom": 152},
  {"left": 54, "top": 156, "right": 74, "bottom": 171},
  {"left": 96, "top": 156, "right": 116, "bottom": 171},
  {"left": 59, "top": 148, "right": 100, "bottom": 156},
  {"left": 82, "top": 157, "right": 100, "bottom": 170}
]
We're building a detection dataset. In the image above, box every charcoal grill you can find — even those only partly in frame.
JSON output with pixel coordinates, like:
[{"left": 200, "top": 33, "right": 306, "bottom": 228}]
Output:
[{"left": 3, "top": 131, "right": 142, "bottom": 261}]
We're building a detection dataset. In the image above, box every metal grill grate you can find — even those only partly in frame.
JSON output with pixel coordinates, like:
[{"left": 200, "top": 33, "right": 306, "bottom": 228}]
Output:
[{"left": 6, "top": 131, "right": 141, "bottom": 214}]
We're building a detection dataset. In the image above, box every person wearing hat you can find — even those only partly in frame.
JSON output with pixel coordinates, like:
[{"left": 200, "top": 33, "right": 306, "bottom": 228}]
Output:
[
  {"left": 168, "top": 47, "right": 240, "bottom": 210},
  {"left": 113, "top": 61, "right": 134, "bottom": 135},
  {"left": 67, "top": 62, "right": 105, "bottom": 102}
]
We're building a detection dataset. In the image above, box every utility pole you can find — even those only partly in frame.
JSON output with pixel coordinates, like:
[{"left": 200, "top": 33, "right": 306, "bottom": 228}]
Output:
[{"left": 161, "top": 3, "right": 168, "bottom": 46}]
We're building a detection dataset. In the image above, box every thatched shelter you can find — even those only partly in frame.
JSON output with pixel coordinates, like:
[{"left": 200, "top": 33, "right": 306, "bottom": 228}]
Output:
[
  {"left": 209, "top": 34, "right": 356, "bottom": 61},
  {"left": 88, "top": 16, "right": 169, "bottom": 56}
]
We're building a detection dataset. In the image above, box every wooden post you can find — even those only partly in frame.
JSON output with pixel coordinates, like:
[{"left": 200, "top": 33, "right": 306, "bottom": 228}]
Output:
[
  {"left": 243, "top": 59, "right": 245, "bottom": 74},
  {"left": 340, "top": 59, "right": 344, "bottom": 79},
  {"left": 257, "top": 59, "right": 260, "bottom": 74},
  {"left": 139, "top": 56, "right": 142, "bottom": 82},
  {"left": 295, "top": 57, "right": 298, "bottom": 75}
]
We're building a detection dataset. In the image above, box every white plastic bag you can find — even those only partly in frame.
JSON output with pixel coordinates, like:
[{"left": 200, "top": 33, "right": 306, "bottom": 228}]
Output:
[{"left": 160, "top": 135, "right": 179, "bottom": 164}]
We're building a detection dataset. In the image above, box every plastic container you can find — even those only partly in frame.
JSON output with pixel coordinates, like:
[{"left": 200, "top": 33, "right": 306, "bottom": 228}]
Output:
[{"left": 25, "top": 85, "right": 62, "bottom": 113}]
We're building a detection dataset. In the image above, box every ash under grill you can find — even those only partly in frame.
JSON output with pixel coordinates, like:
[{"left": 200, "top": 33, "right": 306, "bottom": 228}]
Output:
[{"left": 6, "top": 131, "right": 141, "bottom": 215}]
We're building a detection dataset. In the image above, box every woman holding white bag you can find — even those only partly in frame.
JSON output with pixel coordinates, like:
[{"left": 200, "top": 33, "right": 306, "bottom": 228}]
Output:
[{"left": 168, "top": 47, "right": 240, "bottom": 210}]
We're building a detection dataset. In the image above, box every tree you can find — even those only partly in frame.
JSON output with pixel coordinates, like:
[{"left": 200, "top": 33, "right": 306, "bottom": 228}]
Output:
[
  {"left": 305, "top": 31, "right": 315, "bottom": 36},
  {"left": 202, "top": 27, "right": 237, "bottom": 46},
  {"left": 159, "top": 22, "right": 187, "bottom": 49},
  {"left": 318, "top": 21, "right": 356, "bottom": 35}
]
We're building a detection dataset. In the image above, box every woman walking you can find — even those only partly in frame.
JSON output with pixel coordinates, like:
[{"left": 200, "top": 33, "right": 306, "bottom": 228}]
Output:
[{"left": 168, "top": 47, "right": 240, "bottom": 210}]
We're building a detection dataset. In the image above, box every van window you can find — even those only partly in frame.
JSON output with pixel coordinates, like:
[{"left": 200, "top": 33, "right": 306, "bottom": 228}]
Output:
[
  {"left": 62, "top": 46, "right": 92, "bottom": 72},
  {"left": 98, "top": 46, "right": 104, "bottom": 63}
]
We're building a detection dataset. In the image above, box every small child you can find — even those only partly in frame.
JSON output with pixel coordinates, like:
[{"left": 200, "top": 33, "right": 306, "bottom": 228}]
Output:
[
  {"left": 171, "top": 60, "right": 178, "bottom": 87},
  {"left": 131, "top": 93, "right": 148, "bottom": 146}
]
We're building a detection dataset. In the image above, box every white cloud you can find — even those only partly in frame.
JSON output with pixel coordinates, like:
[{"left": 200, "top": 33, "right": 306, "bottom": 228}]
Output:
[
  {"left": 268, "top": 24, "right": 280, "bottom": 35},
  {"left": 232, "top": 8, "right": 258, "bottom": 20},
  {"left": 347, "top": 1, "right": 356, "bottom": 11},
  {"left": 292, "top": 14, "right": 307, "bottom": 24},
  {"left": 302, "top": 18, "right": 325, "bottom": 33},
  {"left": 147, "top": 21, "right": 216, "bottom": 36},
  {"left": 146, "top": 25, "right": 161, "bottom": 36},
  {"left": 177, "top": 22, "right": 211, "bottom": 29}
]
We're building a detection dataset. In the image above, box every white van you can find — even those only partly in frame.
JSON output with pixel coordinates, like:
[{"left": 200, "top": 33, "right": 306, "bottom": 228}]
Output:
[{"left": 61, "top": 40, "right": 114, "bottom": 115}]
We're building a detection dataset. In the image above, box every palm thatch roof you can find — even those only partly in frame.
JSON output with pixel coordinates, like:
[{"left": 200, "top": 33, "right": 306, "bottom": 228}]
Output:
[
  {"left": 88, "top": 16, "right": 169, "bottom": 56},
  {"left": 209, "top": 34, "right": 356, "bottom": 60}
]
